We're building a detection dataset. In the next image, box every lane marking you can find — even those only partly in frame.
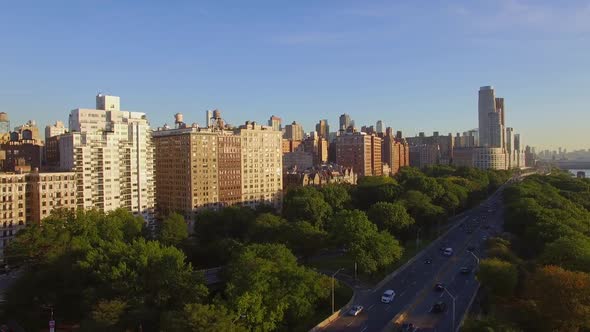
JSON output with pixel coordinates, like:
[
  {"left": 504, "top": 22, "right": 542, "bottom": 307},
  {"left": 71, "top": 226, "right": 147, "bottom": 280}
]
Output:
[
  {"left": 360, "top": 326, "right": 368, "bottom": 332},
  {"left": 346, "top": 320, "right": 354, "bottom": 327},
  {"left": 368, "top": 304, "right": 375, "bottom": 311}
]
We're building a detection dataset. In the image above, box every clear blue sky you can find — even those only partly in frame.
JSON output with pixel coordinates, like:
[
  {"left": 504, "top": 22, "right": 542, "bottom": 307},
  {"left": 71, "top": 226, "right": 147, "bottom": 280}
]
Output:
[{"left": 1, "top": 0, "right": 589, "bottom": 150}]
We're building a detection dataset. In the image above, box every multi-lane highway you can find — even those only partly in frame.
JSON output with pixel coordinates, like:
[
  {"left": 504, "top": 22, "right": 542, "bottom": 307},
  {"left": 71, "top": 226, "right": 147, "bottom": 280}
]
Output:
[{"left": 321, "top": 184, "right": 508, "bottom": 332}]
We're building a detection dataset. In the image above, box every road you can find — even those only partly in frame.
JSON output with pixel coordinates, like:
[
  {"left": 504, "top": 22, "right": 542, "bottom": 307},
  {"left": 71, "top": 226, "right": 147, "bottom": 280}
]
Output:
[{"left": 321, "top": 184, "right": 508, "bottom": 332}]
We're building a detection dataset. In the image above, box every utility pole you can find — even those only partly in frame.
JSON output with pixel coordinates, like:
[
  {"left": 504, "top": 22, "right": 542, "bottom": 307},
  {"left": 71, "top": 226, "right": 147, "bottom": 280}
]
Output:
[{"left": 331, "top": 268, "right": 344, "bottom": 313}]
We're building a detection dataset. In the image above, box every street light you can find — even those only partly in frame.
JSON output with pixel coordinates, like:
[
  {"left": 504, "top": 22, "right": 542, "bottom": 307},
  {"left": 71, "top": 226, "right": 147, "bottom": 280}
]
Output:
[
  {"left": 332, "top": 268, "right": 344, "bottom": 313},
  {"left": 443, "top": 288, "right": 457, "bottom": 332}
]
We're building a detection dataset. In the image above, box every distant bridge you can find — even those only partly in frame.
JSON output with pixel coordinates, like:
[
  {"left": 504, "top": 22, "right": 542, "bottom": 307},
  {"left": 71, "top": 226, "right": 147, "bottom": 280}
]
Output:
[{"left": 541, "top": 160, "right": 590, "bottom": 170}]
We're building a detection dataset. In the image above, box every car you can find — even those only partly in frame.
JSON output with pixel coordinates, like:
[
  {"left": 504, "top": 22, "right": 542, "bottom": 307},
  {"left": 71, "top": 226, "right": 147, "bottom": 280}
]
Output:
[
  {"left": 442, "top": 248, "right": 453, "bottom": 256},
  {"left": 466, "top": 229, "right": 473, "bottom": 234},
  {"left": 348, "top": 305, "right": 363, "bottom": 316},
  {"left": 434, "top": 283, "right": 445, "bottom": 291},
  {"left": 381, "top": 289, "right": 396, "bottom": 303},
  {"left": 467, "top": 245, "right": 476, "bottom": 252},
  {"left": 460, "top": 266, "right": 473, "bottom": 274},
  {"left": 483, "top": 224, "right": 491, "bottom": 229},
  {"left": 424, "top": 258, "right": 432, "bottom": 264},
  {"left": 431, "top": 301, "right": 447, "bottom": 313}
]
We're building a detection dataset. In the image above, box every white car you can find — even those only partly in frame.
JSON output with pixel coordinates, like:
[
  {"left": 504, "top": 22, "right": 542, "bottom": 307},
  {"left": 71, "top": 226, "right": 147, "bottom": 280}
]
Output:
[
  {"left": 348, "top": 305, "right": 363, "bottom": 316},
  {"left": 381, "top": 289, "right": 396, "bottom": 303},
  {"left": 443, "top": 248, "right": 453, "bottom": 256}
]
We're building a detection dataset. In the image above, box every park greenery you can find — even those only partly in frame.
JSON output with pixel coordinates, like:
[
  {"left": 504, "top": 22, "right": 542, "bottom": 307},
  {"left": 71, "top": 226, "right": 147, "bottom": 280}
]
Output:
[
  {"left": 464, "top": 171, "right": 590, "bottom": 332},
  {"left": 1, "top": 165, "right": 512, "bottom": 331}
]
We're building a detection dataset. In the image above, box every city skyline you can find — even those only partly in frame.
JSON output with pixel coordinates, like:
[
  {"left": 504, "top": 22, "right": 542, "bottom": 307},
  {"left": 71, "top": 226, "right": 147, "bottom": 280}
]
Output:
[{"left": 1, "top": 1, "right": 589, "bottom": 150}]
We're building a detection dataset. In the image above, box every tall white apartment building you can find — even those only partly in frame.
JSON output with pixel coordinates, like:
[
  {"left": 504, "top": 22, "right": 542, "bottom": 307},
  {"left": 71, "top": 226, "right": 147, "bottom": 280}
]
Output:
[
  {"left": 238, "top": 121, "right": 282, "bottom": 209},
  {"left": 60, "top": 94, "right": 154, "bottom": 220}
]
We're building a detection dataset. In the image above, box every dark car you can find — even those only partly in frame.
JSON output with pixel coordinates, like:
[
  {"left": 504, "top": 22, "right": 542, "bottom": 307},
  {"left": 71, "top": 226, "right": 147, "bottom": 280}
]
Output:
[
  {"left": 431, "top": 302, "right": 447, "bottom": 313},
  {"left": 466, "top": 229, "right": 473, "bottom": 234},
  {"left": 434, "top": 283, "right": 445, "bottom": 291},
  {"left": 460, "top": 266, "right": 473, "bottom": 274},
  {"left": 424, "top": 258, "right": 432, "bottom": 264},
  {"left": 467, "top": 245, "right": 476, "bottom": 252}
]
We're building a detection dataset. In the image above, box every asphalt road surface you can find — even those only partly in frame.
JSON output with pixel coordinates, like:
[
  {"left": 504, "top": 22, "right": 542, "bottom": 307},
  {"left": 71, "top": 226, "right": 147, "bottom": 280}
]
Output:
[{"left": 321, "top": 185, "right": 507, "bottom": 332}]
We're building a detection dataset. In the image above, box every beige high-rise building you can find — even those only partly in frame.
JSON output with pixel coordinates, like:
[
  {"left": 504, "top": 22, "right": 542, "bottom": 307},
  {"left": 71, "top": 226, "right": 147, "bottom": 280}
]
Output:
[
  {"left": 239, "top": 121, "right": 282, "bottom": 208},
  {"left": 45, "top": 121, "right": 67, "bottom": 141},
  {"left": 0, "top": 170, "right": 76, "bottom": 257},
  {"left": 153, "top": 115, "right": 282, "bottom": 219},
  {"left": 153, "top": 126, "right": 243, "bottom": 220},
  {"left": 60, "top": 94, "right": 155, "bottom": 221},
  {"left": 336, "top": 132, "right": 382, "bottom": 177},
  {"left": 285, "top": 121, "right": 304, "bottom": 141},
  {"left": 0, "top": 173, "right": 26, "bottom": 256},
  {"left": 268, "top": 115, "right": 282, "bottom": 132},
  {"left": 315, "top": 119, "right": 329, "bottom": 139},
  {"left": 26, "top": 171, "right": 77, "bottom": 224}
]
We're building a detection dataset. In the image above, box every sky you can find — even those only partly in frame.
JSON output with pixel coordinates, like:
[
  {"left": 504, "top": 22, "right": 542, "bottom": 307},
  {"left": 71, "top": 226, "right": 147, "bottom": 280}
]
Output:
[{"left": 0, "top": 0, "right": 589, "bottom": 150}]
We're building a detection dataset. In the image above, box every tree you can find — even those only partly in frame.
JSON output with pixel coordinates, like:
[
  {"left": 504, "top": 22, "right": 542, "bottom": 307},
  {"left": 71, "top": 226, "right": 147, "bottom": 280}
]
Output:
[
  {"left": 351, "top": 176, "right": 402, "bottom": 210},
  {"left": 401, "top": 176, "right": 445, "bottom": 201},
  {"left": 4, "top": 210, "right": 207, "bottom": 331},
  {"left": 160, "top": 303, "right": 247, "bottom": 332},
  {"left": 401, "top": 190, "right": 445, "bottom": 229},
  {"left": 477, "top": 258, "right": 518, "bottom": 297},
  {"left": 540, "top": 235, "right": 590, "bottom": 273},
  {"left": 224, "top": 243, "right": 331, "bottom": 331},
  {"left": 247, "top": 213, "right": 287, "bottom": 243},
  {"left": 367, "top": 202, "right": 414, "bottom": 235},
  {"left": 283, "top": 221, "right": 328, "bottom": 261},
  {"left": 160, "top": 213, "right": 188, "bottom": 246},
  {"left": 87, "top": 299, "right": 128, "bottom": 330},
  {"left": 328, "top": 210, "right": 403, "bottom": 274},
  {"left": 351, "top": 230, "right": 403, "bottom": 274},
  {"left": 320, "top": 184, "right": 351, "bottom": 210},
  {"left": 283, "top": 187, "right": 332, "bottom": 228},
  {"left": 525, "top": 265, "right": 590, "bottom": 331}
]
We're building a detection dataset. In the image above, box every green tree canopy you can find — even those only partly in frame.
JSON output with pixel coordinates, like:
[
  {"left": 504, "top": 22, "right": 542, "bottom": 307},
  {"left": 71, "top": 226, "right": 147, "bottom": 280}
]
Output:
[
  {"left": 160, "top": 303, "right": 247, "bottom": 332},
  {"left": 224, "top": 243, "right": 331, "bottom": 331},
  {"left": 540, "top": 235, "right": 590, "bottom": 273},
  {"left": 320, "top": 184, "right": 351, "bottom": 210},
  {"left": 283, "top": 186, "right": 332, "bottom": 228},
  {"left": 477, "top": 258, "right": 519, "bottom": 297},
  {"left": 159, "top": 212, "right": 189, "bottom": 246},
  {"left": 367, "top": 202, "right": 415, "bottom": 235}
]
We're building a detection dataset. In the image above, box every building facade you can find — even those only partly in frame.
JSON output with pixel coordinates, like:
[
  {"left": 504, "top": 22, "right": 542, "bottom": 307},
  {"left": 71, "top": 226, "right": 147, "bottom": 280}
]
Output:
[
  {"left": 238, "top": 121, "right": 283, "bottom": 208},
  {"left": 335, "top": 132, "right": 382, "bottom": 177},
  {"left": 0, "top": 171, "right": 76, "bottom": 257},
  {"left": 316, "top": 120, "right": 330, "bottom": 139},
  {"left": 473, "top": 147, "right": 507, "bottom": 170},
  {"left": 284, "top": 121, "right": 304, "bottom": 141},
  {"left": 60, "top": 94, "right": 155, "bottom": 221},
  {"left": 268, "top": 115, "right": 282, "bottom": 132}
]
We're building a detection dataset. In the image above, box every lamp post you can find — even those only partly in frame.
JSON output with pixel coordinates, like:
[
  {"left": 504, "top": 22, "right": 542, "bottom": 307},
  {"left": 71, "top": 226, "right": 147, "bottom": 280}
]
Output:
[
  {"left": 332, "top": 268, "right": 344, "bottom": 313},
  {"left": 443, "top": 288, "right": 457, "bottom": 332}
]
